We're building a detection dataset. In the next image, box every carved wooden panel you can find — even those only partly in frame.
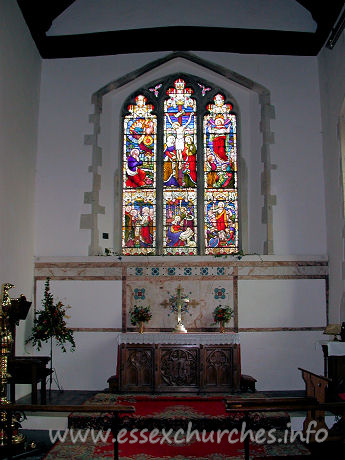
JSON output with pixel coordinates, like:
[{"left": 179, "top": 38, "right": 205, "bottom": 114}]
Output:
[
  {"left": 158, "top": 346, "right": 199, "bottom": 391},
  {"left": 203, "top": 346, "right": 233, "bottom": 389},
  {"left": 119, "top": 344, "right": 154, "bottom": 392},
  {"left": 119, "top": 343, "right": 241, "bottom": 393}
]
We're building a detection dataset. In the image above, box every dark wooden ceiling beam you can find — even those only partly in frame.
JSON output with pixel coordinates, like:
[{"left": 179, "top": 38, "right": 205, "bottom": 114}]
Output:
[
  {"left": 39, "top": 27, "right": 319, "bottom": 58},
  {"left": 17, "top": 0, "right": 76, "bottom": 33},
  {"left": 17, "top": 1, "right": 345, "bottom": 58}
]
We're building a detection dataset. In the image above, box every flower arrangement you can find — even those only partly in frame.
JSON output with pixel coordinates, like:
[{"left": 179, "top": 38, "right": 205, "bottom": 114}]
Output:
[
  {"left": 129, "top": 305, "right": 152, "bottom": 326},
  {"left": 26, "top": 278, "right": 75, "bottom": 352},
  {"left": 212, "top": 305, "right": 234, "bottom": 325}
]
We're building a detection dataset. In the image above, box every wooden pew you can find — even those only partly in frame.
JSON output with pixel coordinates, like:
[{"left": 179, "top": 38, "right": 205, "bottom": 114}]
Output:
[
  {"left": 298, "top": 367, "right": 332, "bottom": 441},
  {"left": 226, "top": 398, "right": 345, "bottom": 460}
]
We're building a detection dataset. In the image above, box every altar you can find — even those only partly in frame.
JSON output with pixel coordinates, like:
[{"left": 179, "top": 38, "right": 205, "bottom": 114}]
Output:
[{"left": 117, "top": 333, "right": 241, "bottom": 393}]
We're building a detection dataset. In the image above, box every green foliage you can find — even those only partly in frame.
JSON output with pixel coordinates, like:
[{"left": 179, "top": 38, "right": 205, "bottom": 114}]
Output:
[
  {"left": 212, "top": 305, "right": 234, "bottom": 324},
  {"left": 130, "top": 305, "right": 152, "bottom": 325},
  {"left": 26, "top": 278, "right": 75, "bottom": 352}
]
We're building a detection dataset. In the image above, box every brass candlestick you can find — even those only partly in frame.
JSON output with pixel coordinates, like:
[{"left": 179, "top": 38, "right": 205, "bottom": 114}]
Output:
[{"left": 0, "top": 283, "right": 25, "bottom": 448}]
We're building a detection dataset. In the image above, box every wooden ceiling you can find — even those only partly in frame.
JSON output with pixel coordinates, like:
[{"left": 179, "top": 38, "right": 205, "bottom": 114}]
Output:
[{"left": 17, "top": 0, "right": 345, "bottom": 58}]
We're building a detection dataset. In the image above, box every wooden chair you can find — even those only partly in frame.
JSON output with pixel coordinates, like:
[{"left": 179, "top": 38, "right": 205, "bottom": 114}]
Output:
[{"left": 8, "top": 356, "right": 52, "bottom": 404}]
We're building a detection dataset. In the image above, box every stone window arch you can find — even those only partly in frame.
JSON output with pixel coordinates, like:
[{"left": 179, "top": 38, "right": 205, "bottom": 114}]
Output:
[{"left": 81, "top": 52, "right": 275, "bottom": 256}]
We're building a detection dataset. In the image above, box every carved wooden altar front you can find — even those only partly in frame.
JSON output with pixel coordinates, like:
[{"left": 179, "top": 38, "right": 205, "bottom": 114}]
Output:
[{"left": 118, "top": 333, "right": 241, "bottom": 393}]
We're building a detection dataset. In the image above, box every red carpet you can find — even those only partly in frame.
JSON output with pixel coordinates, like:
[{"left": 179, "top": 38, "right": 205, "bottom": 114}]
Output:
[
  {"left": 69, "top": 393, "right": 289, "bottom": 431},
  {"left": 41, "top": 393, "right": 312, "bottom": 458},
  {"left": 44, "top": 428, "right": 311, "bottom": 459}
]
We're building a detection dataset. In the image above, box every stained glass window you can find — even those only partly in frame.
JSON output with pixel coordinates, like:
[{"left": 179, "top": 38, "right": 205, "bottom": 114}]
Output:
[
  {"left": 204, "top": 94, "right": 238, "bottom": 254},
  {"left": 121, "top": 77, "right": 239, "bottom": 255},
  {"left": 163, "top": 79, "right": 197, "bottom": 255},
  {"left": 122, "top": 96, "right": 157, "bottom": 255}
]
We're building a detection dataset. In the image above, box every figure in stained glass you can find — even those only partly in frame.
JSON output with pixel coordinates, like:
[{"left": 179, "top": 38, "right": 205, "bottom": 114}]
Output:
[
  {"left": 204, "top": 93, "right": 237, "bottom": 193},
  {"left": 163, "top": 135, "right": 179, "bottom": 187},
  {"left": 163, "top": 190, "right": 197, "bottom": 254},
  {"left": 166, "top": 216, "right": 196, "bottom": 249},
  {"left": 164, "top": 79, "right": 197, "bottom": 188},
  {"left": 128, "top": 118, "right": 155, "bottom": 156},
  {"left": 204, "top": 192, "right": 238, "bottom": 254},
  {"left": 208, "top": 114, "right": 232, "bottom": 162},
  {"left": 182, "top": 136, "right": 197, "bottom": 186},
  {"left": 124, "top": 205, "right": 154, "bottom": 249},
  {"left": 125, "top": 148, "right": 152, "bottom": 188},
  {"left": 206, "top": 150, "right": 219, "bottom": 188},
  {"left": 123, "top": 95, "right": 156, "bottom": 190},
  {"left": 139, "top": 206, "right": 153, "bottom": 247},
  {"left": 122, "top": 190, "right": 156, "bottom": 255}
]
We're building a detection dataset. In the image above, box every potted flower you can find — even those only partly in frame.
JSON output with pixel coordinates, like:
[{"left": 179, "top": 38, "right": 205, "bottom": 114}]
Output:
[
  {"left": 129, "top": 305, "right": 152, "bottom": 333},
  {"left": 26, "top": 278, "right": 75, "bottom": 391},
  {"left": 212, "top": 305, "right": 234, "bottom": 333}
]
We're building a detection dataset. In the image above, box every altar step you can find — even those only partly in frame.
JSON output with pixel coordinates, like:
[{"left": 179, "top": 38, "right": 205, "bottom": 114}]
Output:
[
  {"left": 16, "top": 389, "right": 336, "bottom": 432},
  {"left": 20, "top": 411, "right": 337, "bottom": 432}
]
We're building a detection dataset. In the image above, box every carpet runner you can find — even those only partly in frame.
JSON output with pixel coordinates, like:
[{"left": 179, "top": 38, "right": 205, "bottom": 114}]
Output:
[
  {"left": 44, "top": 429, "right": 311, "bottom": 459},
  {"left": 68, "top": 393, "right": 290, "bottom": 431},
  {"left": 43, "top": 393, "right": 311, "bottom": 458}
]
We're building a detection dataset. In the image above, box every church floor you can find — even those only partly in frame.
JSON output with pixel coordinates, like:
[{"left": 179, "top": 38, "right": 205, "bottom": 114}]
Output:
[{"left": 2, "top": 389, "right": 343, "bottom": 459}]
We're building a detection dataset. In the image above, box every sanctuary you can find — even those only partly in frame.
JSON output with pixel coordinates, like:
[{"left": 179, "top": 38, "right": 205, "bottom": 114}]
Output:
[{"left": 2, "top": 0, "right": 345, "bottom": 457}]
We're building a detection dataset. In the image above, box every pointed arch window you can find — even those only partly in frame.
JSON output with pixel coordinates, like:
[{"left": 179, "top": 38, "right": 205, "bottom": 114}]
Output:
[{"left": 122, "top": 75, "right": 239, "bottom": 256}]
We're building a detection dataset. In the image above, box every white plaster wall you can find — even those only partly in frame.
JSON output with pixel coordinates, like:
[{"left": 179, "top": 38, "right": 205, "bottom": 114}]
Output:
[
  {"left": 240, "top": 331, "right": 324, "bottom": 390},
  {"left": 238, "top": 280, "right": 326, "bottom": 328},
  {"left": 32, "top": 50, "right": 328, "bottom": 391},
  {"left": 28, "top": 332, "right": 120, "bottom": 391},
  {"left": 318, "top": 33, "right": 345, "bottom": 322},
  {"left": 35, "top": 52, "right": 327, "bottom": 256},
  {"left": 27, "top": 280, "right": 123, "bottom": 391},
  {"left": 35, "top": 280, "right": 123, "bottom": 328},
  {"left": 0, "top": 0, "right": 41, "bottom": 399},
  {"left": 25, "top": 277, "right": 327, "bottom": 391},
  {"left": 98, "top": 56, "right": 263, "bottom": 254},
  {"left": 0, "top": 0, "right": 40, "bottom": 295}
]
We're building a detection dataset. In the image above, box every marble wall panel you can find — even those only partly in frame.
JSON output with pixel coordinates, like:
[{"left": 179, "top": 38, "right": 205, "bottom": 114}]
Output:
[{"left": 126, "top": 279, "right": 235, "bottom": 331}]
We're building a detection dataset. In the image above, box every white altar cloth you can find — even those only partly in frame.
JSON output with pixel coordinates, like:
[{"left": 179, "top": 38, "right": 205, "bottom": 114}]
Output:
[
  {"left": 319, "top": 340, "right": 345, "bottom": 356},
  {"left": 117, "top": 332, "right": 240, "bottom": 345}
]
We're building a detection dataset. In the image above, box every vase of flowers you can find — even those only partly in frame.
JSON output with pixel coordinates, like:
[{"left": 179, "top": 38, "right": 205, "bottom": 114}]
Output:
[
  {"left": 212, "top": 305, "right": 234, "bottom": 333},
  {"left": 130, "top": 305, "right": 152, "bottom": 333},
  {"left": 26, "top": 278, "right": 75, "bottom": 392}
]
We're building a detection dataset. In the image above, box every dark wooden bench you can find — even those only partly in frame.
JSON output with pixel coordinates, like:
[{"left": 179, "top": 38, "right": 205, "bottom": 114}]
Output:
[
  {"left": 226, "top": 396, "right": 345, "bottom": 460},
  {"left": 8, "top": 356, "right": 53, "bottom": 404}
]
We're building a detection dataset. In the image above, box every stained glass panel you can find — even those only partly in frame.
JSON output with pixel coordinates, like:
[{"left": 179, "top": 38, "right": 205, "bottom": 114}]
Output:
[
  {"left": 163, "top": 190, "right": 197, "bottom": 255},
  {"left": 123, "top": 95, "right": 157, "bottom": 189},
  {"left": 204, "top": 190, "right": 238, "bottom": 254},
  {"left": 163, "top": 79, "right": 197, "bottom": 188},
  {"left": 122, "top": 190, "right": 156, "bottom": 255},
  {"left": 204, "top": 94, "right": 239, "bottom": 254},
  {"left": 122, "top": 95, "right": 157, "bottom": 255}
]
